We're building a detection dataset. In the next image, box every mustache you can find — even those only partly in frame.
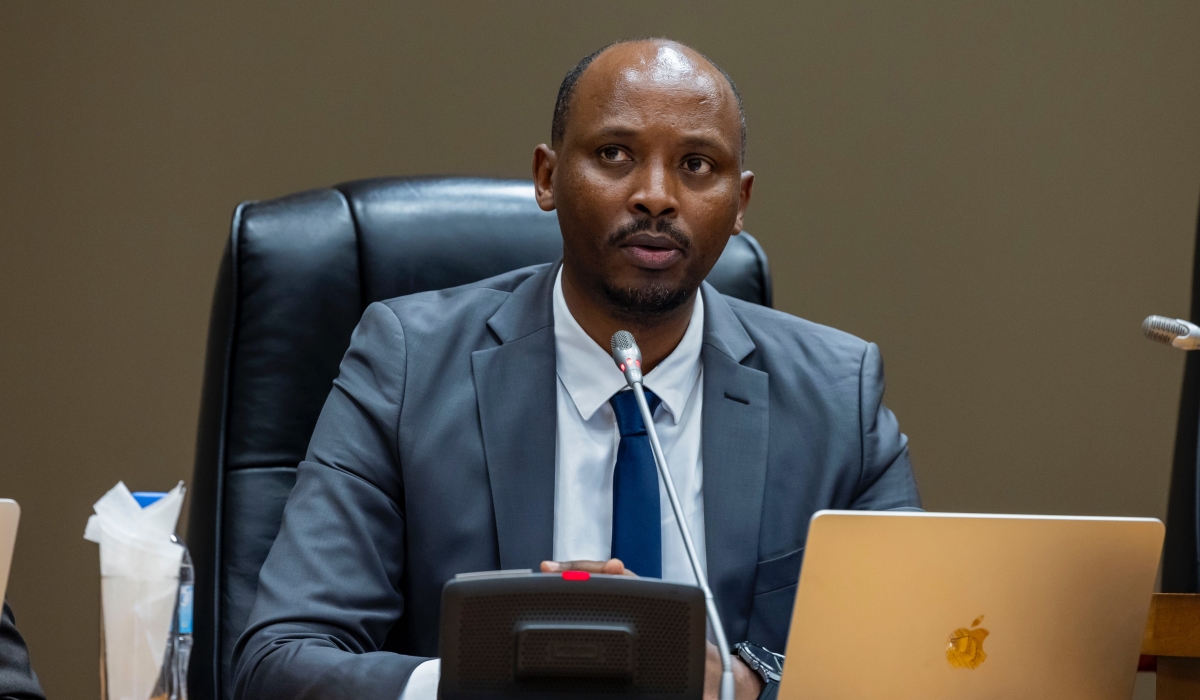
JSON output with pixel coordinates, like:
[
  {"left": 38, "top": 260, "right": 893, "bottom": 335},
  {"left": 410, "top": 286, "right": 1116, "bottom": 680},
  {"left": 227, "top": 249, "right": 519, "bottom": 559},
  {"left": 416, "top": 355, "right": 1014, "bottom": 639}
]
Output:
[{"left": 607, "top": 217, "right": 691, "bottom": 251}]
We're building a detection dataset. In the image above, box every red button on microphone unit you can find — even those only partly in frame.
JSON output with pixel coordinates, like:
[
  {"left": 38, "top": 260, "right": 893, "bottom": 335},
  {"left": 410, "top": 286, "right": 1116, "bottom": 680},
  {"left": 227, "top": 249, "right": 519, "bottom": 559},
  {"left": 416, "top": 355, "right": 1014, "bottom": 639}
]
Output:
[{"left": 561, "top": 571, "right": 590, "bottom": 581}]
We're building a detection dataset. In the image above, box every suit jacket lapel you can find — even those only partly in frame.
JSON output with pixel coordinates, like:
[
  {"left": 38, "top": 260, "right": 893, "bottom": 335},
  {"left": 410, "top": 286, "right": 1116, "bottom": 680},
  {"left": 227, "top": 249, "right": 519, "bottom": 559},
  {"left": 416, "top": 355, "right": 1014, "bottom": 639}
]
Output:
[
  {"left": 700, "top": 283, "right": 769, "bottom": 643},
  {"left": 472, "top": 264, "right": 559, "bottom": 570}
]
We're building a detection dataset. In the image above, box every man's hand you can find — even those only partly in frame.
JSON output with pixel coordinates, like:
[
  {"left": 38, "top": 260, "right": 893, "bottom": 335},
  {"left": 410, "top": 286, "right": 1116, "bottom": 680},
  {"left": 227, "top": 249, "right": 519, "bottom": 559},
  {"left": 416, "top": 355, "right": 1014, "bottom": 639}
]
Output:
[
  {"left": 539, "top": 562, "right": 761, "bottom": 699},
  {"left": 539, "top": 559, "right": 638, "bottom": 576},
  {"left": 705, "top": 642, "right": 764, "bottom": 700}
]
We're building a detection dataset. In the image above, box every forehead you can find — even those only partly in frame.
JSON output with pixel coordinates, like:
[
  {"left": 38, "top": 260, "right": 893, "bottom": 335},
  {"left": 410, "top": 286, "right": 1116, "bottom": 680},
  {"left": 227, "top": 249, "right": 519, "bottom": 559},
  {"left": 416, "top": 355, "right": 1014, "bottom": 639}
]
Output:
[{"left": 568, "top": 43, "right": 740, "bottom": 145}]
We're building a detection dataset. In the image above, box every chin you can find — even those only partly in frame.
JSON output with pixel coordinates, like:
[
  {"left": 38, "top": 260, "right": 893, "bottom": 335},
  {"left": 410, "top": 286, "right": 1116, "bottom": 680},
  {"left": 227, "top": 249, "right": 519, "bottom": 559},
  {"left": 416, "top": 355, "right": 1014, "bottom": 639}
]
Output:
[{"left": 600, "top": 280, "right": 695, "bottom": 319}]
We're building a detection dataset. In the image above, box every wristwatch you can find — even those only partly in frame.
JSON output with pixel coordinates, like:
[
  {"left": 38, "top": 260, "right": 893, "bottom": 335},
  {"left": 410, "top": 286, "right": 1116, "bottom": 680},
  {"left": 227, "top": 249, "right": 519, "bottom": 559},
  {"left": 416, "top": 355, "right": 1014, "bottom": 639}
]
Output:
[{"left": 733, "top": 641, "right": 784, "bottom": 700}]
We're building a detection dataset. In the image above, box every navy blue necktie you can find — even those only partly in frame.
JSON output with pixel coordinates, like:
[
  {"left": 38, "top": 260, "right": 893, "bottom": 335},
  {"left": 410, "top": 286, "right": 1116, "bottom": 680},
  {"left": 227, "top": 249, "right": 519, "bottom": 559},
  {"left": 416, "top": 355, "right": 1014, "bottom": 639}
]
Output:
[{"left": 609, "top": 388, "right": 663, "bottom": 578}]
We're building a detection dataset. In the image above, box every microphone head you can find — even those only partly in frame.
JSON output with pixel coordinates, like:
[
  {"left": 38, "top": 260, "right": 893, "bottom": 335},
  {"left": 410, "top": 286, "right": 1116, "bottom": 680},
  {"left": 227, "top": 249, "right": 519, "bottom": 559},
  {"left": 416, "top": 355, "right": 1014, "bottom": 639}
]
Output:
[
  {"left": 610, "top": 330, "right": 637, "bottom": 355},
  {"left": 1143, "top": 315, "right": 1190, "bottom": 345},
  {"left": 610, "top": 330, "right": 644, "bottom": 385},
  {"left": 1143, "top": 315, "right": 1200, "bottom": 350}
]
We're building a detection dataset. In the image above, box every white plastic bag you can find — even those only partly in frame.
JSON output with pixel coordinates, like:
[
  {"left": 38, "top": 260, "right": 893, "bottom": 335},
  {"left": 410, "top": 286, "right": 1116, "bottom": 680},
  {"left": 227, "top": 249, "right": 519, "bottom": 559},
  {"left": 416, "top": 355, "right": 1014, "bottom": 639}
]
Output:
[{"left": 85, "top": 482, "right": 185, "bottom": 700}]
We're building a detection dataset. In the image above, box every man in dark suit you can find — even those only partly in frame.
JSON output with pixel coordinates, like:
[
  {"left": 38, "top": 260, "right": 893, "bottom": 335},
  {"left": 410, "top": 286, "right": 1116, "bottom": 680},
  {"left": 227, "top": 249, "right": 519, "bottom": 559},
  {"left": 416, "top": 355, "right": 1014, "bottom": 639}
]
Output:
[
  {"left": 234, "top": 38, "right": 919, "bottom": 700},
  {"left": 0, "top": 603, "right": 44, "bottom": 700}
]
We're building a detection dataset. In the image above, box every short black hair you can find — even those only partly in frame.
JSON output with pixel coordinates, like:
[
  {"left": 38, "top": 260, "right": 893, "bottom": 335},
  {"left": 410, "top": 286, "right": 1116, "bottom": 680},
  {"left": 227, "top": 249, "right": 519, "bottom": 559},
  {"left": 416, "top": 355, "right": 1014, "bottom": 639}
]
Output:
[{"left": 550, "top": 38, "right": 747, "bottom": 162}]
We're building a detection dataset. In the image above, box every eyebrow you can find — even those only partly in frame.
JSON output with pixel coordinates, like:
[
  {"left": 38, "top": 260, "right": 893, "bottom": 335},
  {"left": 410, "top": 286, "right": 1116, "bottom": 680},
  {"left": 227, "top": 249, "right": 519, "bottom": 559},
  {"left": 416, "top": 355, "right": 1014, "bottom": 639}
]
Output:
[
  {"left": 592, "top": 126, "right": 735, "bottom": 153},
  {"left": 677, "top": 134, "right": 729, "bottom": 151},
  {"left": 593, "top": 126, "right": 639, "bottom": 139}
]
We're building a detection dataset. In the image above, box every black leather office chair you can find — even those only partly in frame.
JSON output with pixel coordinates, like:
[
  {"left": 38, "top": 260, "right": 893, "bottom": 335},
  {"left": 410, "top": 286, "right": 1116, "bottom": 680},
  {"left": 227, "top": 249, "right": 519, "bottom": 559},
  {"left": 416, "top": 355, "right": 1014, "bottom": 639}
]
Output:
[{"left": 186, "top": 176, "right": 773, "bottom": 700}]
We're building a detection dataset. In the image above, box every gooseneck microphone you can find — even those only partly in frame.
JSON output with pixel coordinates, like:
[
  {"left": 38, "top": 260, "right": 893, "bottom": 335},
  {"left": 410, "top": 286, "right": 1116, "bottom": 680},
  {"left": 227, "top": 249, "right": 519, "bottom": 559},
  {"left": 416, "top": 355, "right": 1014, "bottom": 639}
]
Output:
[
  {"left": 610, "top": 330, "right": 736, "bottom": 700},
  {"left": 1142, "top": 315, "right": 1200, "bottom": 350}
]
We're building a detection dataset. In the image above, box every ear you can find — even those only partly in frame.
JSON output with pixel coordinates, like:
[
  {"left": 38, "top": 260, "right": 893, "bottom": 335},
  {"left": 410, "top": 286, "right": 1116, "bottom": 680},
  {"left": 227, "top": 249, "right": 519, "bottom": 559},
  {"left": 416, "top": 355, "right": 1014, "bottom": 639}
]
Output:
[
  {"left": 732, "top": 170, "right": 754, "bottom": 234},
  {"left": 532, "top": 144, "right": 557, "bottom": 211}
]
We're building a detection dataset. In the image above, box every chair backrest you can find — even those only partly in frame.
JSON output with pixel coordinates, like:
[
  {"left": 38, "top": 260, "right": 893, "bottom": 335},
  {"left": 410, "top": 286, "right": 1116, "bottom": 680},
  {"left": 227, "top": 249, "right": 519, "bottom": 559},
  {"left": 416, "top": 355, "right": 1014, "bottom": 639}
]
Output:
[{"left": 186, "top": 176, "right": 773, "bottom": 700}]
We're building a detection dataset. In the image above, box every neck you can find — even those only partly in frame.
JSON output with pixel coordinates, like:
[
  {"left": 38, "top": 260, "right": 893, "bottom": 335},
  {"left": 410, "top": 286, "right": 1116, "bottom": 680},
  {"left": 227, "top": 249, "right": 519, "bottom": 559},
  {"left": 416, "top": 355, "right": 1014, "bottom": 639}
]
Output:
[{"left": 561, "top": 265, "right": 696, "bottom": 374}]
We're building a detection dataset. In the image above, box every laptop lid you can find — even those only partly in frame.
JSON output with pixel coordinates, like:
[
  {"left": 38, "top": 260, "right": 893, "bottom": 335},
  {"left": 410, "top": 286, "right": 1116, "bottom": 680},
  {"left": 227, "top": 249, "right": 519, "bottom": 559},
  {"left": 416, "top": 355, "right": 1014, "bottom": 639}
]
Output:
[
  {"left": 778, "top": 510, "right": 1163, "bottom": 700},
  {"left": 0, "top": 500, "right": 19, "bottom": 605}
]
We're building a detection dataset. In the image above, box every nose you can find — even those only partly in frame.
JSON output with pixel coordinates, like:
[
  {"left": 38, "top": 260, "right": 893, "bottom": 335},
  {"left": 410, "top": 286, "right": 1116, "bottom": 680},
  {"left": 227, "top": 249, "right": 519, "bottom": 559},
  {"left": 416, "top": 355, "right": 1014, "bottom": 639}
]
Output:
[{"left": 629, "top": 157, "right": 678, "bottom": 219}]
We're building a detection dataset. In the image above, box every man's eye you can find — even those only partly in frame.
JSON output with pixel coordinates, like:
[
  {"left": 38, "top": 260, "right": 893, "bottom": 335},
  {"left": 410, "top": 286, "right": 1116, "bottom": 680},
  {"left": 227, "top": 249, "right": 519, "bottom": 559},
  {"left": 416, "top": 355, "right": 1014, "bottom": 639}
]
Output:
[
  {"left": 599, "top": 146, "right": 630, "bottom": 162},
  {"left": 683, "top": 157, "right": 712, "bottom": 174}
]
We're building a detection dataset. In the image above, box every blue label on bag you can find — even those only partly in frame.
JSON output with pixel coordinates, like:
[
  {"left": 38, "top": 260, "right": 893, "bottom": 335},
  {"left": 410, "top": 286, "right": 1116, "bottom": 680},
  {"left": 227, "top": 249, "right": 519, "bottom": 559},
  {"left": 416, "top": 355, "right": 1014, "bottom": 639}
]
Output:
[{"left": 178, "top": 584, "right": 194, "bottom": 634}]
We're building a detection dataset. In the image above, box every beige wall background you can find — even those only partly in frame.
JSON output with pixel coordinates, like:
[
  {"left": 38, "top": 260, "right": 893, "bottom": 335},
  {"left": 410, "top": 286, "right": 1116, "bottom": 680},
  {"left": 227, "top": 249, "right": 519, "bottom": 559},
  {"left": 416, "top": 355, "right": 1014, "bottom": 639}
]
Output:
[{"left": 2, "top": 2, "right": 1198, "bottom": 697}]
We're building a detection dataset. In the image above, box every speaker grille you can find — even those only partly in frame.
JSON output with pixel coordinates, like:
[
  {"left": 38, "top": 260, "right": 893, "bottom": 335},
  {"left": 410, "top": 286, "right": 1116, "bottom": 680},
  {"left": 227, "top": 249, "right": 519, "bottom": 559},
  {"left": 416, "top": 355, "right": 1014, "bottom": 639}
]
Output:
[
  {"left": 611, "top": 330, "right": 636, "bottom": 354},
  {"left": 1143, "top": 315, "right": 1187, "bottom": 344}
]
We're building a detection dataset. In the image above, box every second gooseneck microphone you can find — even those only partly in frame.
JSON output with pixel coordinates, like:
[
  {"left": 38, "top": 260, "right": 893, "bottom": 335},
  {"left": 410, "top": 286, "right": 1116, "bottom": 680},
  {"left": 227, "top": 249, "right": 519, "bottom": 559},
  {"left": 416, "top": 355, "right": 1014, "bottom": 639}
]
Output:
[
  {"left": 1143, "top": 315, "right": 1200, "bottom": 350},
  {"left": 610, "top": 330, "right": 736, "bottom": 700}
]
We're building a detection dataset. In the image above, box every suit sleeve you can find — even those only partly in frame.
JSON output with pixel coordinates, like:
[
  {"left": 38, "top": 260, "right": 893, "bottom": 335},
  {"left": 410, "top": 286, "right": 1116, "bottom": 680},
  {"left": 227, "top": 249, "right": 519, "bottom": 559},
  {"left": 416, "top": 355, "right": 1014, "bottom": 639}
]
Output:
[
  {"left": 851, "top": 342, "right": 921, "bottom": 510},
  {"left": 0, "top": 602, "right": 44, "bottom": 700},
  {"left": 233, "top": 302, "right": 427, "bottom": 700}
]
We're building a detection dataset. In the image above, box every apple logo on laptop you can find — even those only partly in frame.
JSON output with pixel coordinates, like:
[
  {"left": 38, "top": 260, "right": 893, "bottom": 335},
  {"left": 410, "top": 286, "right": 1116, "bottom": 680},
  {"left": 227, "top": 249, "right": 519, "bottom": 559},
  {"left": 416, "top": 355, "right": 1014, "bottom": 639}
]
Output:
[{"left": 945, "top": 616, "right": 988, "bottom": 669}]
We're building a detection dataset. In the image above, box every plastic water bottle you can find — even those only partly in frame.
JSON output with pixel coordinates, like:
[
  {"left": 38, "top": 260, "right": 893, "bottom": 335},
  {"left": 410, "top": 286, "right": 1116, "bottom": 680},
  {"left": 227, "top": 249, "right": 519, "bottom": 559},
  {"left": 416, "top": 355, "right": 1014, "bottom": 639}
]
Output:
[{"left": 172, "top": 536, "right": 194, "bottom": 700}]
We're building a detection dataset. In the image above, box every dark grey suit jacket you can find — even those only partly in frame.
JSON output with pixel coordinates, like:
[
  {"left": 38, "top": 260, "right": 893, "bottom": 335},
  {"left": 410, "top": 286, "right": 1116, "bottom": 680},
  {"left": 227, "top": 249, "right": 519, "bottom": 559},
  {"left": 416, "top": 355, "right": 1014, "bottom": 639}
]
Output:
[
  {"left": 233, "top": 262, "right": 919, "bottom": 700},
  {"left": 0, "top": 603, "right": 44, "bottom": 700}
]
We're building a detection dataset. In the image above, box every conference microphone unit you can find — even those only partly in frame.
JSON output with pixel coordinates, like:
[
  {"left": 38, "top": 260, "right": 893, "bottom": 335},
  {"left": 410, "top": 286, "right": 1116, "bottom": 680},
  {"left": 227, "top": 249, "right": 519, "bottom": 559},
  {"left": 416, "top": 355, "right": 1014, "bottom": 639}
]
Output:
[
  {"left": 610, "top": 330, "right": 736, "bottom": 700},
  {"left": 1142, "top": 315, "right": 1200, "bottom": 350},
  {"left": 439, "top": 569, "right": 706, "bottom": 700}
]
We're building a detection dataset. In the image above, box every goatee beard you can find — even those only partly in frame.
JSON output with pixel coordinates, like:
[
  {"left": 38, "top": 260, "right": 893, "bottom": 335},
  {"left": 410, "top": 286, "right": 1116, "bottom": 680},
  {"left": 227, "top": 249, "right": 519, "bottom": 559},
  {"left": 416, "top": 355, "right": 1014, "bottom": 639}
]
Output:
[
  {"left": 600, "top": 281, "right": 694, "bottom": 320},
  {"left": 600, "top": 217, "right": 695, "bottom": 319}
]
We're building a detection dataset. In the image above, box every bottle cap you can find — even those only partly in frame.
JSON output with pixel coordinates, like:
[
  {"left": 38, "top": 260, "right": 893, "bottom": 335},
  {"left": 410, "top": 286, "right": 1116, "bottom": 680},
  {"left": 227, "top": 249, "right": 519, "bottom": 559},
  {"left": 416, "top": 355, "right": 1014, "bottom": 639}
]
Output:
[{"left": 131, "top": 491, "right": 168, "bottom": 509}]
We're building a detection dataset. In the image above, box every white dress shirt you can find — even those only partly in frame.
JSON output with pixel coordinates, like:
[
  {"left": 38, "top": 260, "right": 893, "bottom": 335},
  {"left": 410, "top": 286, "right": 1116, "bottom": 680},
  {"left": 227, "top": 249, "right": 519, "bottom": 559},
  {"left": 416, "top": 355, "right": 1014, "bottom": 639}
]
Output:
[
  {"left": 400, "top": 268, "right": 707, "bottom": 699},
  {"left": 551, "top": 266, "right": 708, "bottom": 584}
]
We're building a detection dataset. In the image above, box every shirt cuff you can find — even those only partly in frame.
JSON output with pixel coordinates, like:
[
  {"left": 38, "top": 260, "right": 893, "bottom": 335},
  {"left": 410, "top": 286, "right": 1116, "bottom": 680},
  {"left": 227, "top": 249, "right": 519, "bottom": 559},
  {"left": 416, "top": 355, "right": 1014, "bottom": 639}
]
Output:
[{"left": 398, "top": 658, "right": 441, "bottom": 700}]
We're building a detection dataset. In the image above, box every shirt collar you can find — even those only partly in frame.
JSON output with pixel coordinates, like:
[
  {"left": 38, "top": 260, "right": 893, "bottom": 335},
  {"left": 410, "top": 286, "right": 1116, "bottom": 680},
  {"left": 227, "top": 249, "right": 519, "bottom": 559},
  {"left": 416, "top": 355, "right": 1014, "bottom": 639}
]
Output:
[{"left": 553, "top": 267, "right": 704, "bottom": 424}]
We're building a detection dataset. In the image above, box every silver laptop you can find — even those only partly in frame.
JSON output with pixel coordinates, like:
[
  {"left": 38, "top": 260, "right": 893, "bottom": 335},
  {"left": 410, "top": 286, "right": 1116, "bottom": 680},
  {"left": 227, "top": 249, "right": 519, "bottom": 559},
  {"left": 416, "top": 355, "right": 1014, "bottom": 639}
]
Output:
[
  {"left": 779, "top": 510, "right": 1162, "bottom": 700},
  {"left": 0, "top": 500, "right": 19, "bottom": 605}
]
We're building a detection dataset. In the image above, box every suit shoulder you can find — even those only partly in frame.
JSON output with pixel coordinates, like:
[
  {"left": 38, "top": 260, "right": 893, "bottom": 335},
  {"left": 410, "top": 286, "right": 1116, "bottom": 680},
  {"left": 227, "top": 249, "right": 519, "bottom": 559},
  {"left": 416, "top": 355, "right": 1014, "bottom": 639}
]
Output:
[
  {"left": 723, "top": 295, "right": 870, "bottom": 358},
  {"left": 381, "top": 263, "right": 543, "bottom": 308},
  {"left": 376, "top": 264, "right": 547, "bottom": 329},
  {"left": 720, "top": 295, "right": 873, "bottom": 388}
]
